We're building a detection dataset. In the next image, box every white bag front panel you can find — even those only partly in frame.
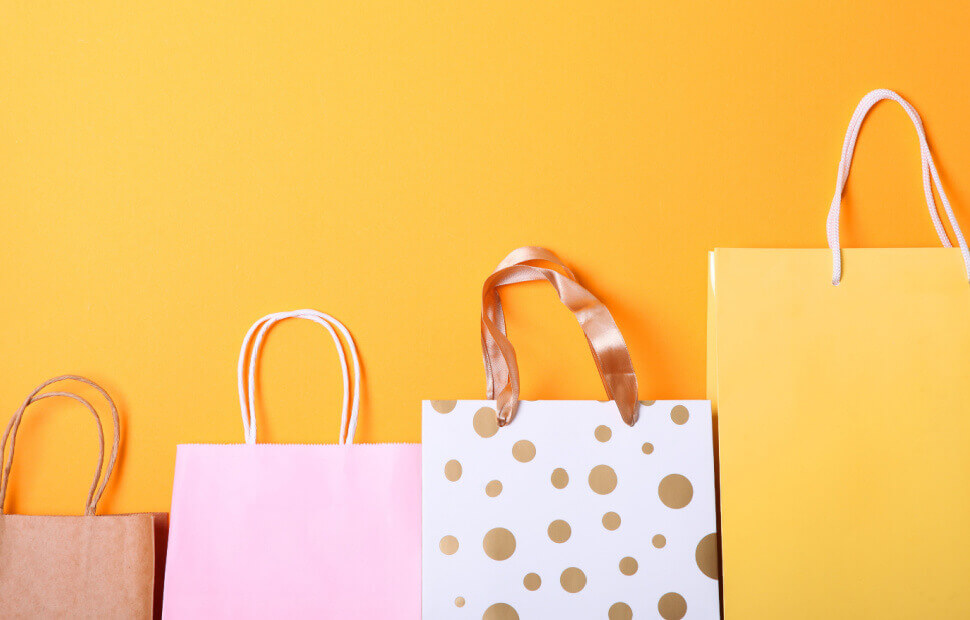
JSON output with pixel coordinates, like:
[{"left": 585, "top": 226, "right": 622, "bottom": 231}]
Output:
[{"left": 422, "top": 400, "right": 720, "bottom": 619}]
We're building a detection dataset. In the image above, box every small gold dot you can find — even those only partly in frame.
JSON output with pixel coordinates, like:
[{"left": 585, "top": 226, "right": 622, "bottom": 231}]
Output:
[
  {"left": 642, "top": 442, "right": 654, "bottom": 454},
  {"left": 455, "top": 596, "right": 465, "bottom": 607},
  {"left": 473, "top": 407, "right": 499, "bottom": 438},
  {"left": 444, "top": 459, "right": 462, "bottom": 482},
  {"left": 560, "top": 567, "right": 586, "bottom": 593},
  {"left": 619, "top": 556, "right": 638, "bottom": 576},
  {"left": 670, "top": 404, "right": 689, "bottom": 425},
  {"left": 642, "top": 400, "right": 656, "bottom": 406},
  {"left": 547, "top": 519, "right": 571, "bottom": 543},
  {"left": 602, "top": 512, "right": 621, "bottom": 531},
  {"left": 439, "top": 535, "right": 459, "bottom": 555},
  {"left": 588, "top": 464, "right": 618, "bottom": 494},
  {"left": 658, "top": 474, "right": 693, "bottom": 509},
  {"left": 652, "top": 534, "right": 666, "bottom": 548},
  {"left": 594, "top": 425, "right": 612, "bottom": 442},
  {"left": 483, "top": 603, "right": 519, "bottom": 620},
  {"left": 483, "top": 527, "right": 516, "bottom": 561},
  {"left": 609, "top": 602, "right": 633, "bottom": 620},
  {"left": 696, "top": 532, "right": 719, "bottom": 579},
  {"left": 658, "top": 592, "right": 687, "bottom": 620},
  {"left": 551, "top": 468, "right": 569, "bottom": 489},
  {"left": 485, "top": 480, "right": 503, "bottom": 497},
  {"left": 523, "top": 573, "right": 541, "bottom": 591},
  {"left": 431, "top": 400, "right": 457, "bottom": 413},
  {"left": 512, "top": 440, "right": 536, "bottom": 462}
]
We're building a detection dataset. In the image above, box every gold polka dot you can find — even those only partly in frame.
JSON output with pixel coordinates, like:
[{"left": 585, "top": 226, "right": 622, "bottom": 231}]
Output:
[
  {"left": 658, "top": 592, "right": 687, "bottom": 620},
  {"left": 560, "top": 567, "right": 586, "bottom": 593},
  {"left": 551, "top": 468, "right": 569, "bottom": 489},
  {"left": 483, "top": 603, "right": 519, "bottom": 620},
  {"left": 602, "top": 511, "right": 621, "bottom": 531},
  {"left": 512, "top": 440, "right": 535, "bottom": 463},
  {"left": 641, "top": 442, "right": 654, "bottom": 454},
  {"left": 439, "top": 535, "right": 459, "bottom": 555},
  {"left": 642, "top": 400, "right": 656, "bottom": 406},
  {"left": 485, "top": 480, "right": 503, "bottom": 497},
  {"left": 594, "top": 425, "right": 612, "bottom": 442},
  {"left": 658, "top": 474, "right": 693, "bottom": 509},
  {"left": 652, "top": 534, "right": 666, "bottom": 548},
  {"left": 483, "top": 527, "right": 516, "bottom": 561},
  {"left": 588, "top": 464, "right": 618, "bottom": 494},
  {"left": 523, "top": 573, "right": 541, "bottom": 591},
  {"left": 619, "top": 556, "right": 638, "bottom": 576},
  {"left": 431, "top": 400, "right": 457, "bottom": 413},
  {"left": 670, "top": 405, "right": 689, "bottom": 425},
  {"left": 695, "top": 532, "right": 719, "bottom": 579},
  {"left": 609, "top": 602, "right": 633, "bottom": 620},
  {"left": 547, "top": 519, "right": 571, "bottom": 543},
  {"left": 455, "top": 596, "right": 465, "bottom": 607},
  {"left": 444, "top": 459, "right": 462, "bottom": 482},
  {"left": 473, "top": 407, "right": 499, "bottom": 438}
]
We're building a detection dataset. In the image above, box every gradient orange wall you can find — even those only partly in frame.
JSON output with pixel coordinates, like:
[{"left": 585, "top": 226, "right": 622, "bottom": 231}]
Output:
[{"left": 2, "top": 1, "right": 969, "bottom": 514}]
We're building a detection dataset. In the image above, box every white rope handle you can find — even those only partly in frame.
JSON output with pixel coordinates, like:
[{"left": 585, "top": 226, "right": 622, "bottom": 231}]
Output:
[
  {"left": 237, "top": 310, "right": 361, "bottom": 445},
  {"left": 826, "top": 88, "right": 970, "bottom": 285}
]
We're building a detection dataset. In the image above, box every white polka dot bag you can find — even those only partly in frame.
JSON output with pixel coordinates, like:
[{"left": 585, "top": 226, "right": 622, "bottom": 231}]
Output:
[{"left": 423, "top": 247, "right": 721, "bottom": 620}]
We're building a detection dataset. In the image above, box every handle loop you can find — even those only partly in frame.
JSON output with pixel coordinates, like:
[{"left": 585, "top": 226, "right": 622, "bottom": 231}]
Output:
[
  {"left": 826, "top": 89, "right": 970, "bottom": 285},
  {"left": 0, "top": 375, "right": 121, "bottom": 516},
  {"left": 481, "top": 248, "right": 639, "bottom": 427},
  {"left": 238, "top": 310, "right": 361, "bottom": 445}
]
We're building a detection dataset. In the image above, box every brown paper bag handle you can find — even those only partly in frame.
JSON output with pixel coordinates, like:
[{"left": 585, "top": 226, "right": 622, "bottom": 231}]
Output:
[
  {"left": 481, "top": 247, "right": 639, "bottom": 427},
  {"left": 0, "top": 376, "right": 120, "bottom": 516}
]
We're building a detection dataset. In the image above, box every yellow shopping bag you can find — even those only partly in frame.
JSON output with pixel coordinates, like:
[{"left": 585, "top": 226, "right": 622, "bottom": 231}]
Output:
[{"left": 709, "top": 90, "right": 970, "bottom": 619}]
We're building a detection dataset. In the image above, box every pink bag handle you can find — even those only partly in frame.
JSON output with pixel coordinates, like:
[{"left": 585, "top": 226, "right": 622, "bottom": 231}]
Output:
[
  {"left": 238, "top": 310, "right": 361, "bottom": 445},
  {"left": 0, "top": 375, "right": 120, "bottom": 516}
]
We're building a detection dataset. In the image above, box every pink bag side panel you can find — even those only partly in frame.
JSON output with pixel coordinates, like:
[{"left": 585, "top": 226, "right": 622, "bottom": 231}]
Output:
[{"left": 162, "top": 443, "right": 421, "bottom": 619}]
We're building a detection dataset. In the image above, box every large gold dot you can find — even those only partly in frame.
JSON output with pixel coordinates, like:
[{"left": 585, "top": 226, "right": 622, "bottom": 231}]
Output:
[
  {"left": 642, "top": 400, "right": 656, "bottom": 406},
  {"left": 588, "top": 464, "right": 618, "bottom": 494},
  {"left": 619, "top": 556, "right": 638, "bottom": 576},
  {"left": 670, "top": 404, "right": 689, "bottom": 425},
  {"left": 431, "top": 400, "right": 457, "bottom": 413},
  {"left": 439, "top": 535, "right": 459, "bottom": 555},
  {"left": 551, "top": 468, "right": 569, "bottom": 489},
  {"left": 512, "top": 440, "right": 535, "bottom": 462},
  {"left": 658, "top": 592, "right": 687, "bottom": 620},
  {"left": 547, "top": 519, "right": 571, "bottom": 543},
  {"left": 455, "top": 597, "right": 465, "bottom": 607},
  {"left": 523, "top": 573, "right": 541, "bottom": 591},
  {"left": 609, "top": 602, "right": 633, "bottom": 620},
  {"left": 473, "top": 407, "right": 499, "bottom": 438},
  {"left": 444, "top": 459, "right": 462, "bottom": 482},
  {"left": 602, "top": 512, "right": 621, "bottom": 531},
  {"left": 652, "top": 534, "right": 666, "bottom": 548},
  {"left": 559, "top": 567, "right": 586, "bottom": 593},
  {"left": 658, "top": 474, "right": 693, "bottom": 509},
  {"left": 642, "top": 442, "right": 654, "bottom": 455},
  {"left": 594, "top": 425, "right": 612, "bottom": 442},
  {"left": 485, "top": 480, "right": 503, "bottom": 497},
  {"left": 483, "top": 527, "right": 516, "bottom": 561},
  {"left": 695, "top": 532, "right": 719, "bottom": 579},
  {"left": 482, "top": 603, "right": 519, "bottom": 620}
]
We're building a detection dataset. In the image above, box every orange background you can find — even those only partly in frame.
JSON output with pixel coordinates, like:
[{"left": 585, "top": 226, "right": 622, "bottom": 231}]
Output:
[{"left": 2, "top": 1, "right": 969, "bottom": 514}]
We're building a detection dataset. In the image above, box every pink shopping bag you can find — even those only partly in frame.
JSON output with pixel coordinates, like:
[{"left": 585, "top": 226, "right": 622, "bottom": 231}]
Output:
[{"left": 162, "top": 310, "right": 421, "bottom": 619}]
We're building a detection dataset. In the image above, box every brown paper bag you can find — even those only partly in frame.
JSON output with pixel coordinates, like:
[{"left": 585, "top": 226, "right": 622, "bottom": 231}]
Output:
[{"left": 0, "top": 375, "right": 155, "bottom": 619}]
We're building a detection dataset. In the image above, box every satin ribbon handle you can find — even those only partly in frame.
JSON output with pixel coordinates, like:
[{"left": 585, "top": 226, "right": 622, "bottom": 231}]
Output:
[
  {"left": 482, "top": 246, "right": 579, "bottom": 397},
  {"left": 481, "top": 259, "right": 639, "bottom": 427}
]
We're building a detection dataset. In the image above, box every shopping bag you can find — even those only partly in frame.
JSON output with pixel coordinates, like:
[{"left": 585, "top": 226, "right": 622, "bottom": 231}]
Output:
[
  {"left": 0, "top": 375, "right": 156, "bottom": 619},
  {"left": 709, "top": 89, "right": 970, "bottom": 618},
  {"left": 162, "top": 310, "right": 421, "bottom": 619},
  {"left": 424, "top": 248, "right": 720, "bottom": 620}
]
